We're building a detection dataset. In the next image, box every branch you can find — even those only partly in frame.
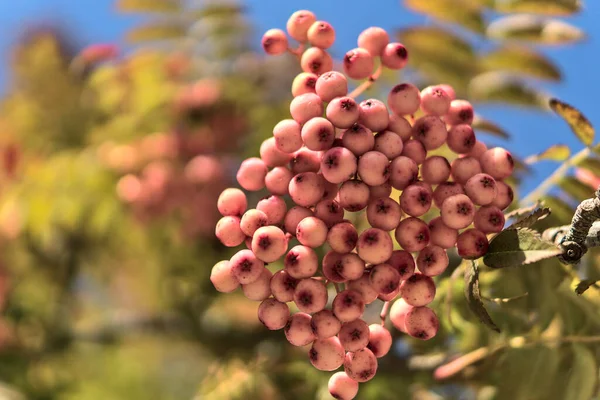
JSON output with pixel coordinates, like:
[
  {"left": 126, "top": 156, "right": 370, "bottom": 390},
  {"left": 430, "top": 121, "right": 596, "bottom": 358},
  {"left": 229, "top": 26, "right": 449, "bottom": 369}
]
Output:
[{"left": 348, "top": 63, "right": 383, "bottom": 99}]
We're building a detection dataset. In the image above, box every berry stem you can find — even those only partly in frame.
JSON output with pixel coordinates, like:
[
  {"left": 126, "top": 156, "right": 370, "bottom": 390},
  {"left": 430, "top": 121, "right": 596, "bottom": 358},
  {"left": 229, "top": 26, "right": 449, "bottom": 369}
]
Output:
[
  {"left": 287, "top": 43, "right": 305, "bottom": 59},
  {"left": 520, "top": 147, "right": 591, "bottom": 207},
  {"left": 380, "top": 301, "right": 390, "bottom": 325},
  {"left": 334, "top": 283, "right": 342, "bottom": 293},
  {"left": 348, "top": 62, "right": 383, "bottom": 99}
]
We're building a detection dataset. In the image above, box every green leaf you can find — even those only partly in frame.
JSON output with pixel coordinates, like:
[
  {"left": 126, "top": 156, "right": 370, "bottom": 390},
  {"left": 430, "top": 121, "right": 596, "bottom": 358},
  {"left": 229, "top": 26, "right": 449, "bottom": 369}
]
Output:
[
  {"left": 559, "top": 176, "right": 594, "bottom": 202},
  {"left": 484, "top": 228, "right": 563, "bottom": 268},
  {"left": 525, "top": 144, "right": 570, "bottom": 164},
  {"left": 507, "top": 207, "right": 551, "bottom": 229},
  {"left": 116, "top": 0, "right": 182, "bottom": 13},
  {"left": 479, "top": 45, "right": 561, "bottom": 81},
  {"left": 575, "top": 279, "right": 598, "bottom": 295},
  {"left": 126, "top": 23, "right": 187, "bottom": 43},
  {"left": 549, "top": 98, "right": 595, "bottom": 146},
  {"left": 494, "top": 0, "right": 582, "bottom": 16},
  {"left": 577, "top": 157, "right": 600, "bottom": 175},
  {"left": 193, "top": 4, "right": 245, "bottom": 18},
  {"left": 471, "top": 115, "right": 509, "bottom": 139},
  {"left": 469, "top": 72, "right": 550, "bottom": 109},
  {"left": 404, "top": 0, "right": 486, "bottom": 34},
  {"left": 487, "top": 15, "right": 586, "bottom": 45},
  {"left": 504, "top": 201, "right": 544, "bottom": 220},
  {"left": 563, "top": 345, "right": 597, "bottom": 400},
  {"left": 464, "top": 261, "right": 500, "bottom": 332}
]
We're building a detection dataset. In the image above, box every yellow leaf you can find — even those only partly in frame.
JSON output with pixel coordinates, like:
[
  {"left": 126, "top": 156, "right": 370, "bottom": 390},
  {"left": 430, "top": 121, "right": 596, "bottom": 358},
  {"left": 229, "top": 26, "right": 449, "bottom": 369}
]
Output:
[
  {"left": 404, "top": 0, "right": 486, "bottom": 34},
  {"left": 487, "top": 15, "right": 586, "bottom": 45},
  {"left": 494, "top": 0, "right": 582, "bottom": 16},
  {"left": 549, "top": 98, "right": 594, "bottom": 146},
  {"left": 525, "top": 144, "right": 571, "bottom": 164}
]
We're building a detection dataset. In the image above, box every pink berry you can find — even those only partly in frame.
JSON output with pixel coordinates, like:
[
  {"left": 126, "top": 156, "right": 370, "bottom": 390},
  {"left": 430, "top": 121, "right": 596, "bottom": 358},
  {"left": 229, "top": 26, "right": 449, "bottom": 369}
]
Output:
[
  {"left": 339, "top": 319, "right": 370, "bottom": 352},
  {"left": 387, "top": 114, "right": 412, "bottom": 140},
  {"left": 283, "top": 206, "right": 313, "bottom": 235},
  {"left": 217, "top": 188, "right": 247, "bottom": 217},
  {"left": 262, "top": 29, "right": 288, "bottom": 55},
  {"left": 367, "top": 324, "right": 392, "bottom": 358},
  {"left": 270, "top": 270, "right": 299, "bottom": 303},
  {"left": 337, "top": 180, "right": 370, "bottom": 212},
  {"left": 428, "top": 217, "right": 458, "bottom": 249},
  {"left": 237, "top": 157, "right": 267, "bottom": 191},
  {"left": 421, "top": 156, "right": 451, "bottom": 185},
  {"left": 457, "top": 228, "right": 489, "bottom": 259},
  {"left": 258, "top": 298, "right": 290, "bottom": 330},
  {"left": 210, "top": 260, "right": 239, "bottom": 293},
  {"left": 358, "top": 151, "right": 390, "bottom": 186},
  {"left": 381, "top": 42, "right": 408, "bottom": 70},
  {"left": 416, "top": 245, "right": 449, "bottom": 276},
  {"left": 265, "top": 166, "right": 294, "bottom": 196},
  {"left": 447, "top": 124, "right": 476, "bottom": 154},
  {"left": 273, "top": 119, "right": 303, "bottom": 154},
  {"left": 348, "top": 272, "right": 379, "bottom": 304},
  {"left": 322, "top": 251, "right": 347, "bottom": 283},
  {"left": 433, "top": 182, "right": 465, "bottom": 208},
  {"left": 369, "top": 182, "right": 392, "bottom": 199},
  {"left": 240, "top": 209, "right": 268, "bottom": 237},
  {"left": 437, "top": 84, "right": 456, "bottom": 100},
  {"left": 290, "top": 93, "right": 324, "bottom": 125},
  {"left": 390, "top": 298, "right": 412, "bottom": 333},
  {"left": 378, "top": 286, "right": 401, "bottom": 302},
  {"left": 301, "top": 117, "right": 335, "bottom": 151},
  {"left": 341, "top": 124, "right": 374, "bottom": 156},
  {"left": 358, "top": 98, "right": 389, "bottom": 133},
  {"left": 441, "top": 194, "right": 476, "bottom": 230},
  {"left": 420, "top": 85, "right": 451, "bottom": 116},
  {"left": 412, "top": 115, "right": 447, "bottom": 150},
  {"left": 215, "top": 216, "right": 246, "bottom": 247},
  {"left": 343, "top": 48, "right": 374, "bottom": 80},
  {"left": 344, "top": 348, "right": 378, "bottom": 383},
  {"left": 491, "top": 181, "right": 514, "bottom": 210},
  {"left": 366, "top": 197, "right": 402, "bottom": 231},
  {"left": 291, "top": 72, "right": 317, "bottom": 97},
  {"left": 314, "top": 199, "right": 344, "bottom": 228},
  {"left": 400, "top": 183, "right": 433, "bottom": 217},
  {"left": 294, "top": 278, "right": 328, "bottom": 314},
  {"left": 468, "top": 140, "right": 488, "bottom": 159},
  {"left": 333, "top": 289, "right": 365, "bottom": 323},
  {"left": 358, "top": 26, "right": 390, "bottom": 56},
  {"left": 387, "top": 250, "right": 416, "bottom": 281},
  {"left": 328, "top": 371, "right": 359, "bottom": 400},
  {"left": 300, "top": 47, "right": 333, "bottom": 75},
  {"left": 242, "top": 267, "right": 273, "bottom": 301},
  {"left": 374, "top": 130, "right": 404, "bottom": 159},
  {"left": 285, "top": 245, "right": 319, "bottom": 279},
  {"left": 290, "top": 147, "right": 321, "bottom": 174},
  {"left": 400, "top": 273, "right": 436, "bottom": 307},
  {"left": 395, "top": 217, "right": 430, "bottom": 252},
  {"left": 252, "top": 225, "right": 288, "bottom": 263},
  {"left": 296, "top": 216, "right": 328, "bottom": 248},
  {"left": 401, "top": 139, "right": 427, "bottom": 165},
  {"left": 327, "top": 97, "right": 360, "bottom": 129},
  {"left": 327, "top": 221, "right": 359, "bottom": 253},
  {"left": 369, "top": 263, "right": 401, "bottom": 295},
  {"left": 311, "top": 310, "right": 342, "bottom": 339},
  {"left": 286, "top": 10, "right": 316, "bottom": 42},
  {"left": 389, "top": 155, "right": 418, "bottom": 190},
  {"left": 465, "top": 173, "right": 497, "bottom": 205},
  {"left": 480, "top": 147, "right": 514, "bottom": 180},
  {"left": 307, "top": 20, "right": 336, "bottom": 49},
  {"left": 338, "top": 253, "right": 366, "bottom": 281},
  {"left": 284, "top": 312, "right": 315, "bottom": 346},
  {"left": 357, "top": 228, "right": 393, "bottom": 264},
  {"left": 315, "top": 71, "right": 348, "bottom": 102},
  {"left": 310, "top": 336, "right": 345, "bottom": 371},
  {"left": 387, "top": 83, "right": 420, "bottom": 116},
  {"left": 404, "top": 306, "right": 439, "bottom": 340},
  {"left": 256, "top": 195, "right": 287, "bottom": 225},
  {"left": 230, "top": 249, "right": 265, "bottom": 285},
  {"left": 451, "top": 156, "right": 482, "bottom": 184},
  {"left": 289, "top": 172, "right": 325, "bottom": 207},
  {"left": 321, "top": 147, "right": 358, "bottom": 184},
  {"left": 474, "top": 205, "right": 505, "bottom": 233},
  {"left": 321, "top": 176, "right": 340, "bottom": 200},
  {"left": 445, "top": 99, "right": 474, "bottom": 125}
]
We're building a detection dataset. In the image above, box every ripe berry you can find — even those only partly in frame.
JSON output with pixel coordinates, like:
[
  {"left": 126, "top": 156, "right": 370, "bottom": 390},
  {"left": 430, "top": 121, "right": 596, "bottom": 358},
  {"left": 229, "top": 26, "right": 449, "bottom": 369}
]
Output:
[
  {"left": 311, "top": 310, "right": 342, "bottom": 339},
  {"left": 387, "top": 114, "right": 412, "bottom": 140},
  {"left": 230, "top": 249, "right": 265, "bottom": 285},
  {"left": 344, "top": 348, "right": 378, "bottom": 383},
  {"left": 314, "top": 199, "right": 344, "bottom": 228},
  {"left": 338, "top": 253, "right": 366, "bottom": 281},
  {"left": 447, "top": 124, "right": 476, "bottom": 154},
  {"left": 412, "top": 115, "right": 448, "bottom": 150},
  {"left": 467, "top": 140, "right": 488, "bottom": 159},
  {"left": 328, "top": 371, "right": 359, "bottom": 400},
  {"left": 440, "top": 194, "right": 475, "bottom": 230},
  {"left": 358, "top": 26, "right": 390, "bottom": 56},
  {"left": 290, "top": 93, "right": 324, "bottom": 124},
  {"left": 333, "top": 289, "right": 366, "bottom": 323},
  {"left": 286, "top": 10, "right": 316, "bottom": 42},
  {"left": 421, "top": 156, "right": 451, "bottom": 185},
  {"left": 373, "top": 130, "right": 404, "bottom": 159},
  {"left": 389, "top": 298, "right": 411, "bottom": 333},
  {"left": 348, "top": 272, "right": 380, "bottom": 304},
  {"left": 465, "top": 173, "right": 497, "bottom": 206},
  {"left": 315, "top": 71, "right": 348, "bottom": 102},
  {"left": 381, "top": 42, "right": 408, "bottom": 70},
  {"left": 217, "top": 188, "right": 247, "bottom": 217},
  {"left": 387, "top": 83, "right": 420, "bottom": 116},
  {"left": 491, "top": 181, "right": 514, "bottom": 210},
  {"left": 210, "top": 260, "right": 239, "bottom": 293},
  {"left": 257, "top": 195, "right": 287, "bottom": 225},
  {"left": 215, "top": 216, "right": 246, "bottom": 247},
  {"left": 294, "top": 278, "right": 328, "bottom": 313},
  {"left": 474, "top": 205, "right": 505, "bottom": 233},
  {"left": 344, "top": 48, "right": 374, "bottom": 80},
  {"left": 420, "top": 85, "right": 451, "bottom": 116},
  {"left": 433, "top": 182, "right": 465, "bottom": 208},
  {"left": 404, "top": 306, "right": 439, "bottom": 340},
  {"left": 357, "top": 151, "right": 390, "bottom": 186},
  {"left": 366, "top": 197, "right": 402, "bottom": 231},
  {"left": 262, "top": 29, "right": 288, "bottom": 55},
  {"left": 285, "top": 245, "right": 319, "bottom": 279},
  {"left": 289, "top": 172, "right": 325, "bottom": 207},
  {"left": 258, "top": 298, "right": 290, "bottom": 330},
  {"left": 237, "top": 157, "right": 268, "bottom": 191},
  {"left": 395, "top": 217, "right": 430, "bottom": 252},
  {"left": 327, "top": 97, "right": 360, "bottom": 129},
  {"left": 321, "top": 147, "right": 358, "bottom": 184},
  {"left": 416, "top": 245, "right": 449, "bottom": 277},
  {"left": 389, "top": 156, "right": 418, "bottom": 190},
  {"left": 327, "top": 221, "right": 359, "bottom": 253},
  {"left": 307, "top": 20, "right": 336, "bottom": 49},
  {"left": 369, "top": 182, "right": 392, "bottom": 199},
  {"left": 358, "top": 99, "right": 389, "bottom": 133},
  {"left": 322, "top": 251, "right": 347, "bottom": 283},
  {"left": 339, "top": 319, "right": 370, "bottom": 352},
  {"left": 273, "top": 119, "right": 303, "bottom": 154},
  {"left": 284, "top": 312, "right": 315, "bottom": 346},
  {"left": 310, "top": 336, "right": 345, "bottom": 371},
  {"left": 357, "top": 228, "right": 393, "bottom": 264},
  {"left": 369, "top": 263, "right": 401, "bottom": 295},
  {"left": 400, "top": 183, "right": 433, "bottom": 217},
  {"left": 338, "top": 180, "right": 370, "bottom": 211},
  {"left": 301, "top": 117, "right": 335, "bottom": 151},
  {"left": 240, "top": 209, "right": 268, "bottom": 237},
  {"left": 296, "top": 216, "right": 328, "bottom": 248},
  {"left": 457, "top": 228, "right": 489, "bottom": 259},
  {"left": 300, "top": 47, "right": 334, "bottom": 75},
  {"left": 265, "top": 166, "right": 294, "bottom": 196},
  {"left": 480, "top": 147, "right": 514, "bottom": 180},
  {"left": 242, "top": 267, "right": 273, "bottom": 301},
  {"left": 401, "top": 139, "right": 427, "bottom": 165},
  {"left": 270, "top": 270, "right": 299, "bottom": 302},
  {"left": 291, "top": 72, "right": 318, "bottom": 97},
  {"left": 341, "top": 124, "right": 374, "bottom": 156},
  {"left": 387, "top": 250, "right": 416, "bottom": 281},
  {"left": 445, "top": 99, "right": 474, "bottom": 126},
  {"left": 290, "top": 147, "right": 321, "bottom": 174},
  {"left": 283, "top": 206, "right": 313, "bottom": 235},
  {"left": 367, "top": 324, "right": 392, "bottom": 358},
  {"left": 251, "top": 225, "right": 288, "bottom": 262},
  {"left": 400, "top": 273, "right": 436, "bottom": 307},
  {"left": 428, "top": 217, "right": 458, "bottom": 249},
  {"left": 451, "top": 156, "right": 482, "bottom": 184}
]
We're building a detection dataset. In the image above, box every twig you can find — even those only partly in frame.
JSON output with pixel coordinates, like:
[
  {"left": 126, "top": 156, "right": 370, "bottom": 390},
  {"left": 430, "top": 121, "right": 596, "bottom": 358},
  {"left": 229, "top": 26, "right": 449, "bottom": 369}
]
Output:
[
  {"left": 348, "top": 63, "right": 383, "bottom": 99},
  {"left": 380, "top": 301, "right": 390, "bottom": 325},
  {"left": 287, "top": 44, "right": 305, "bottom": 59}
]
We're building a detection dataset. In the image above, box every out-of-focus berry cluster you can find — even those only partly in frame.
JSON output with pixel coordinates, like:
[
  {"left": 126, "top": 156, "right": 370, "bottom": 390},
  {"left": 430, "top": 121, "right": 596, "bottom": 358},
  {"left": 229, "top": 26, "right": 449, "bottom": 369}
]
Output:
[{"left": 211, "top": 10, "right": 514, "bottom": 399}]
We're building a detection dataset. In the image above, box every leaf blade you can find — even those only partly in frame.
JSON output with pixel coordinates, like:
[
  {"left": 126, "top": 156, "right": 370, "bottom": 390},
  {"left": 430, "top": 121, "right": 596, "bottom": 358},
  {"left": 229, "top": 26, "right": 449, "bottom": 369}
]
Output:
[
  {"left": 494, "top": 0, "right": 582, "bottom": 16},
  {"left": 404, "top": 0, "right": 486, "bottom": 34},
  {"left": 479, "top": 45, "right": 562, "bottom": 81},
  {"left": 507, "top": 207, "right": 551, "bottom": 229},
  {"left": 464, "top": 261, "right": 500, "bottom": 332},
  {"left": 472, "top": 115, "right": 510, "bottom": 139},
  {"left": 483, "top": 228, "right": 563, "bottom": 268},
  {"left": 525, "top": 144, "right": 570, "bottom": 164},
  {"left": 487, "top": 15, "right": 586, "bottom": 45},
  {"left": 549, "top": 98, "right": 595, "bottom": 146}
]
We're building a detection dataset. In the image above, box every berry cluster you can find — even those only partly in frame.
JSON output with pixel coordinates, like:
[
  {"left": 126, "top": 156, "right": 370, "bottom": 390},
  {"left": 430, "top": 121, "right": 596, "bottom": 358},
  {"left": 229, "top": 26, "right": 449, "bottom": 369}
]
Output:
[{"left": 211, "top": 10, "right": 514, "bottom": 399}]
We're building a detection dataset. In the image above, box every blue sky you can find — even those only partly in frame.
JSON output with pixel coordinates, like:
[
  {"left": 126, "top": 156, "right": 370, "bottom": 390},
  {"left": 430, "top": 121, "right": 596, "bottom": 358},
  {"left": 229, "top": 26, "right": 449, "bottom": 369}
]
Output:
[{"left": 0, "top": 0, "right": 598, "bottom": 197}]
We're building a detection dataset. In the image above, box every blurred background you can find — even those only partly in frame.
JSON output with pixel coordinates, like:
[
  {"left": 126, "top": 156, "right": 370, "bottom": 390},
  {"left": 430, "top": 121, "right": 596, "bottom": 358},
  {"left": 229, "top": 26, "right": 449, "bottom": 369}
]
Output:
[{"left": 0, "top": 1, "right": 599, "bottom": 399}]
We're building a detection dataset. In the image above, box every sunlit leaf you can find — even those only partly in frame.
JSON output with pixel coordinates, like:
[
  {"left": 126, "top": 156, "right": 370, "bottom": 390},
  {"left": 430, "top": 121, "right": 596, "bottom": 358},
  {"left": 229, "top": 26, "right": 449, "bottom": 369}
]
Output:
[
  {"left": 559, "top": 176, "right": 594, "bottom": 202},
  {"left": 469, "top": 72, "right": 550, "bottom": 108},
  {"left": 563, "top": 345, "right": 597, "bottom": 400},
  {"left": 472, "top": 115, "right": 509, "bottom": 139},
  {"left": 549, "top": 98, "right": 594, "bottom": 146},
  {"left": 507, "top": 207, "right": 551, "bottom": 229},
  {"left": 126, "top": 23, "right": 187, "bottom": 43},
  {"left": 505, "top": 201, "right": 544, "bottom": 220},
  {"left": 483, "top": 228, "right": 563, "bottom": 268},
  {"left": 494, "top": 0, "right": 582, "bottom": 16},
  {"left": 577, "top": 157, "right": 600, "bottom": 176},
  {"left": 464, "top": 261, "right": 500, "bottom": 332},
  {"left": 525, "top": 144, "right": 570, "bottom": 164},
  {"left": 404, "top": 0, "right": 486, "bottom": 34},
  {"left": 487, "top": 15, "right": 586, "bottom": 45},
  {"left": 116, "top": 0, "right": 182, "bottom": 13},
  {"left": 479, "top": 45, "right": 561, "bottom": 81},
  {"left": 575, "top": 279, "right": 598, "bottom": 295},
  {"left": 193, "top": 4, "right": 245, "bottom": 18}
]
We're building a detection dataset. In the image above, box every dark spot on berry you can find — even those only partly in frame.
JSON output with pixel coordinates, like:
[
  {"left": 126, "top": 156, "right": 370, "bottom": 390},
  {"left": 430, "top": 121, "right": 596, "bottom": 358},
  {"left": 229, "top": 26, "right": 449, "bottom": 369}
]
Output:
[
  {"left": 481, "top": 176, "right": 493, "bottom": 188},
  {"left": 286, "top": 252, "right": 299, "bottom": 266},
  {"left": 506, "top": 152, "right": 514, "bottom": 167},
  {"left": 309, "top": 348, "right": 318, "bottom": 361},
  {"left": 359, "top": 369, "right": 373, "bottom": 380},
  {"left": 457, "top": 202, "right": 472, "bottom": 215},
  {"left": 341, "top": 99, "right": 355, "bottom": 111},
  {"left": 458, "top": 108, "right": 473, "bottom": 122},
  {"left": 284, "top": 320, "right": 292, "bottom": 332},
  {"left": 306, "top": 77, "right": 316, "bottom": 88},
  {"left": 263, "top": 39, "right": 273, "bottom": 49},
  {"left": 310, "top": 61, "right": 322, "bottom": 72},
  {"left": 345, "top": 231, "right": 358, "bottom": 246},
  {"left": 489, "top": 213, "right": 502, "bottom": 226},
  {"left": 331, "top": 392, "right": 342, "bottom": 400},
  {"left": 258, "top": 235, "right": 271, "bottom": 249},
  {"left": 295, "top": 175, "right": 304, "bottom": 182},
  {"left": 392, "top": 83, "right": 409, "bottom": 93},
  {"left": 297, "top": 290, "right": 313, "bottom": 306},
  {"left": 318, "top": 129, "right": 331, "bottom": 142},
  {"left": 416, "top": 331, "right": 428, "bottom": 339},
  {"left": 395, "top": 45, "right": 407, "bottom": 59},
  {"left": 283, "top": 275, "right": 298, "bottom": 291},
  {"left": 418, "top": 191, "right": 430, "bottom": 206},
  {"left": 328, "top": 202, "right": 339, "bottom": 213},
  {"left": 376, "top": 201, "right": 389, "bottom": 213},
  {"left": 364, "top": 232, "right": 378, "bottom": 244},
  {"left": 382, "top": 165, "right": 391, "bottom": 177},
  {"left": 240, "top": 259, "right": 252, "bottom": 271}
]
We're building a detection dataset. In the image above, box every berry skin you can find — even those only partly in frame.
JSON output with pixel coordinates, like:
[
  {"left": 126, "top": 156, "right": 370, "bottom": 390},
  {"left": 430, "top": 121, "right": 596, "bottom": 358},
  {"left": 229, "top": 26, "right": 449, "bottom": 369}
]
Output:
[
  {"left": 258, "top": 298, "right": 290, "bottom": 330},
  {"left": 265, "top": 166, "right": 294, "bottom": 196},
  {"left": 451, "top": 156, "right": 482, "bottom": 184},
  {"left": 387, "top": 250, "right": 416, "bottom": 281},
  {"left": 338, "top": 253, "right": 366, "bottom": 281},
  {"left": 358, "top": 26, "right": 390, "bottom": 56},
  {"left": 445, "top": 99, "right": 474, "bottom": 126},
  {"left": 378, "top": 286, "right": 401, "bottom": 302},
  {"left": 290, "top": 93, "right": 324, "bottom": 125},
  {"left": 333, "top": 289, "right": 365, "bottom": 323},
  {"left": 328, "top": 371, "right": 359, "bottom": 400},
  {"left": 237, "top": 157, "right": 268, "bottom": 191},
  {"left": 421, "top": 156, "right": 451, "bottom": 185},
  {"left": 270, "top": 270, "right": 299, "bottom": 302},
  {"left": 296, "top": 216, "right": 328, "bottom": 248},
  {"left": 447, "top": 124, "right": 476, "bottom": 154},
  {"left": 358, "top": 151, "right": 390, "bottom": 186},
  {"left": 256, "top": 195, "right": 287, "bottom": 225},
  {"left": 273, "top": 119, "right": 303, "bottom": 154},
  {"left": 468, "top": 140, "right": 488, "bottom": 159},
  {"left": 491, "top": 181, "right": 514, "bottom": 210},
  {"left": 210, "top": 260, "right": 239, "bottom": 293},
  {"left": 420, "top": 85, "right": 451, "bottom": 116},
  {"left": 457, "top": 228, "right": 490, "bottom": 259},
  {"left": 387, "top": 83, "right": 420, "bottom": 116},
  {"left": 474, "top": 205, "right": 505, "bottom": 233},
  {"left": 341, "top": 124, "right": 374, "bottom": 156},
  {"left": 301, "top": 117, "right": 335, "bottom": 151},
  {"left": 307, "top": 20, "right": 336, "bottom": 49},
  {"left": 389, "top": 156, "right": 418, "bottom": 190},
  {"left": 416, "top": 245, "right": 449, "bottom": 277},
  {"left": 289, "top": 172, "right": 325, "bottom": 207},
  {"left": 367, "top": 324, "right": 393, "bottom": 358},
  {"left": 315, "top": 71, "right": 348, "bottom": 102},
  {"left": 290, "top": 148, "right": 321, "bottom": 174},
  {"left": 357, "top": 228, "right": 393, "bottom": 265},
  {"left": 437, "top": 83, "right": 456, "bottom": 100},
  {"left": 230, "top": 249, "right": 265, "bottom": 285},
  {"left": 395, "top": 217, "right": 430, "bottom": 252},
  {"left": 311, "top": 310, "right": 342, "bottom": 339},
  {"left": 369, "top": 182, "right": 392, "bottom": 200},
  {"left": 480, "top": 147, "right": 514, "bottom": 180},
  {"left": 366, "top": 197, "right": 402, "bottom": 231},
  {"left": 242, "top": 267, "right": 273, "bottom": 301},
  {"left": 465, "top": 173, "right": 497, "bottom": 206},
  {"left": 310, "top": 336, "right": 346, "bottom": 371},
  {"left": 373, "top": 130, "right": 403, "bottom": 160},
  {"left": 339, "top": 319, "right": 370, "bottom": 352},
  {"left": 387, "top": 114, "right": 412, "bottom": 141},
  {"left": 381, "top": 42, "right": 408, "bottom": 70},
  {"left": 284, "top": 312, "right": 315, "bottom": 347},
  {"left": 327, "top": 221, "right": 359, "bottom": 253},
  {"left": 433, "top": 182, "right": 466, "bottom": 208},
  {"left": 441, "top": 194, "right": 476, "bottom": 230},
  {"left": 327, "top": 97, "right": 360, "bottom": 129},
  {"left": 300, "top": 47, "right": 334, "bottom": 75},
  {"left": 239, "top": 209, "right": 268, "bottom": 237},
  {"left": 369, "top": 263, "right": 401, "bottom": 295},
  {"left": 251, "top": 225, "right": 288, "bottom": 263},
  {"left": 337, "top": 180, "right": 370, "bottom": 211},
  {"left": 344, "top": 48, "right": 374, "bottom": 80},
  {"left": 322, "top": 251, "right": 347, "bottom": 283},
  {"left": 285, "top": 245, "right": 319, "bottom": 279},
  {"left": 428, "top": 217, "right": 458, "bottom": 249},
  {"left": 401, "top": 139, "right": 427, "bottom": 165},
  {"left": 262, "top": 29, "right": 288, "bottom": 55},
  {"left": 400, "top": 273, "right": 436, "bottom": 307},
  {"left": 404, "top": 306, "right": 439, "bottom": 340},
  {"left": 321, "top": 147, "right": 358, "bottom": 184},
  {"left": 389, "top": 298, "right": 412, "bottom": 333},
  {"left": 217, "top": 188, "right": 247, "bottom": 217},
  {"left": 321, "top": 176, "right": 340, "bottom": 200},
  {"left": 286, "top": 10, "right": 316, "bottom": 42},
  {"left": 314, "top": 199, "right": 344, "bottom": 228},
  {"left": 294, "top": 278, "right": 328, "bottom": 314},
  {"left": 215, "top": 216, "right": 246, "bottom": 247},
  {"left": 348, "top": 272, "right": 380, "bottom": 304},
  {"left": 412, "top": 115, "right": 448, "bottom": 150},
  {"left": 400, "top": 183, "right": 433, "bottom": 217},
  {"left": 283, "top": 206, "right": 313, "bottom": 235},
  {"left": 358, "top": 98, "right": 389, "bottom": 133},
  {"left": 344, "top": 348, "right": 378, "bottom": 383},
  {"left": 291, "top": 72, "right": 317, "bottom": 97}
]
